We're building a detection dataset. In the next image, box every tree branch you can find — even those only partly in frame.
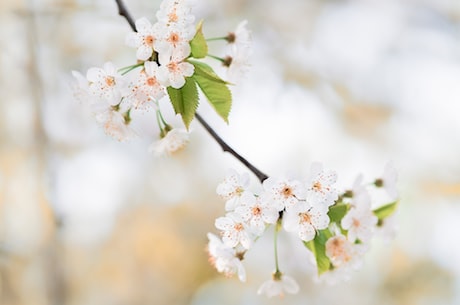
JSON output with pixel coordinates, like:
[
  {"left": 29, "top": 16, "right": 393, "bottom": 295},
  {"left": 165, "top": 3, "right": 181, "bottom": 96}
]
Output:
[
  {"left": 115, "top": 0, "right": 136, "bottom": 31},
  {"left": 194, "top": 113, "right": 268, "bottom": 182},
  {"left": 113, "top": 0, "right": 269, "bottom": 183}
]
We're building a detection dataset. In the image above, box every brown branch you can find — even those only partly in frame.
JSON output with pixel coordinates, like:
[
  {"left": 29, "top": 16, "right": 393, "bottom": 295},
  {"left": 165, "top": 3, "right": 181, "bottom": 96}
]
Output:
[
  {"left": 115, "top": 0, "right": 136, "bottom": 31},
  {"left": 113, "top": 0, "right": 269, "bottom": 183},
  {"left": 194, "top": 113, "right": 269, "bottom": 182}
]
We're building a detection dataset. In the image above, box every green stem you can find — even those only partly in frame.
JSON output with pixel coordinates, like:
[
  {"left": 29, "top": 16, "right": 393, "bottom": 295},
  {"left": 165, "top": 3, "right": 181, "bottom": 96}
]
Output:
[
  {"left": 207, "top": 54, "right": 226, "bottom": 63},
  {"left": 274, "top": 219, "right": 281, "bottom": 273},
  {"left": 206, "top": 36, "right": 228, "bottom": 42},
  {"left": 118, "top": 63, "right": 143, "bottom": 75},
  {"left": 155, "top": 110, "right": 165, "bottom": 135}
]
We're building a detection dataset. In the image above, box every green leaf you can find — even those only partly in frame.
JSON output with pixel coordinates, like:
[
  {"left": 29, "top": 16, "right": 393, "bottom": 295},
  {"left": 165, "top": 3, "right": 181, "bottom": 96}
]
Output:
[
  {"left": 373, "top": 201, "right": 398, "bottom": 221},
  {"left": 304, "top": 229, "right": 332, "bottom": 275},
  {"left": 328, "top": 203, "right": 349, "bottom": 224},
  {"left": 166, "top": 77, "right": 199, "bottom": 129},
  {"left": 193, "top": 74, "right": 232, "bottom": 123},
  {"left": 189, "top": 60, "right": 228, "bottom": 84},
  {"left": 190, "top": 20, "right": 208, "bottom": 59}
]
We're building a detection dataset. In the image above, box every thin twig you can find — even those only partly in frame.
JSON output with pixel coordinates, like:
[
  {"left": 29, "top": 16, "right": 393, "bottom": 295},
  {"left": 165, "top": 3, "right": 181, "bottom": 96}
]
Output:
[
  {"left": 194, "top": 113, "right": 269, "bottom": 183},
  {"left": 115, "top": 0, "right": 136, "bottom": 31},
  {"left": 113, "top": 0, "right": 269, "bottom": 183}
]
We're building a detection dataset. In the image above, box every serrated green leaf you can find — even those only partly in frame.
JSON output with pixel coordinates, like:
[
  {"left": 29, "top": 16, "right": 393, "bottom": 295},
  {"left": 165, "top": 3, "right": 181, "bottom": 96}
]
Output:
[
  {"left": 188, "top": 60, "right": 228, "bottom": 84},
  {"left": 373, "top": 201, "right": 398, "bottom": 221},
  {"left": 166, "top": 77, "right": 199, "bottom": 129},
  {"left": 304, "top": 229, "right": 332, "bottom": 275},
  {"left": 193, "top": 74, "right": 232, "bottom": 123},
  {"left": 328, "top": 203, "right": 349, "bottom": 224},
  {"left": 190, "top": 20, "right": 208, "bottom": 59}
]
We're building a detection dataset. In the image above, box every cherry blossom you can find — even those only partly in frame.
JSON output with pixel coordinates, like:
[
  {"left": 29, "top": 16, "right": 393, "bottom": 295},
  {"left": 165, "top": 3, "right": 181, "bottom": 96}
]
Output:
[
  {"left": 95, "top": 107, "right": 136, "bottom": 141},
  {"left": 86, "top": 62, "right": 128, "bottom": 104},
  {"left": 71, "top": 70, "right": 94, "bottom": 104},
  {"left": 207, "top": 233, "right": 246, "bottom": 282},
  {"left": 226, "top": 20, "right": 251, "bottom": 51},
  {"left": 149, "top": 128, "right": 189, "bottom": 155},
  {"left": 305, "top": 162, "right": 338, "bottom": 207},
  {"left": 128, "top": 61, "right": 165, "bottom": 109},
  {"left": 283, "top": 203, "right": 330, "bottom": 242},
  {"left": 216, "top": 169, "right": 251, "bottom": 211},
  {"left": 261, "top": 176, "right": 305, "bottom": 211},
  {"left": 157, "top": 53, "right": 194, "bottom": 89},
  {"left": 325, "top": 234, "right": 366, "bottom": 269},
  {"left": 156, "top": 0, "right": 195, "bottom": 26},
  {"left": 215, "top": 214, "right": 253, "bottom": 249},
  {"left": 341, "top": 206, "right": 378, "bottom": 243},
  {"left": 234, "top": 193, "right": 279, "bottom": 235},
  {"left": 376, "top": 161, "right": 398, "bottom": 200},
  {"left": 154, "top": 23, "right": 195, "bottom": 61},
  {"left": 223, "top": 44, "right": 251, "bottom": 84},
  {"left": 257, "top": 272, "right": 299, "bottom": 298},
  {"left": 126, "top": 17, "right": 158, "bottom": 61}
]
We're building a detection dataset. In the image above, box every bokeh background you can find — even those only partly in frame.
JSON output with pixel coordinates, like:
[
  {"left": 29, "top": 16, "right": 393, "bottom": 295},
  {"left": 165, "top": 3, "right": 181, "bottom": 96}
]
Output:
[{"left": 1, "top": 0, "right": 460, "bottom": 304}]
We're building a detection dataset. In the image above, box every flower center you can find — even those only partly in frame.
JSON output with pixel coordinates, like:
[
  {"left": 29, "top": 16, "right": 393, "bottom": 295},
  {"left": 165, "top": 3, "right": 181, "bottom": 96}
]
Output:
[
  {"left": 168, "top": 10, "right": 179, "bottom": 22},
  {"left": 104, "top": 76, "right": 115, "bottom": 87},
  {"left": 167, "top": 61, "right": 179, "bottom": 72},
  {"left": 313, "top": 181, "right": 322, "bottom": 191},
  {"left": 146, "top": 77, "right": 157, "bottom": 86},
  {"left": 251, "top": 206, "right": 262, "bottom": 216},
  {"left": 352, "top": 218, "right": 361, "bottom": 228},
  {"left": 144, "top": 35, "right": 155, "bottom": 46},
  {"left": 300, "top": 212, "right": 312, "bottom": 224},
  {"left": 234, "top": 223, "right": 244, "bottom": 232},
  {"left": 168, "top": 32, "right": 180, "bottom": 45},
  {"left": 282, "top": 186, "right": 293, "bottom": 198}
]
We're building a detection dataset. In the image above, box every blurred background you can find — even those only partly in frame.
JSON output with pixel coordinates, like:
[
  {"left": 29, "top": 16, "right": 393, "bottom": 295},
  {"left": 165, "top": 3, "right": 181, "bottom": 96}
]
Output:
[{"left": 1, "top": 0, "right": 460, "bottom": 304}]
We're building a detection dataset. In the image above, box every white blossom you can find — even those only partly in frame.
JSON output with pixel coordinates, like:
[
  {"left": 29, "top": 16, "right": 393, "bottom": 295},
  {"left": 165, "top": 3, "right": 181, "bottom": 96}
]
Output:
[
  {"left": 376, "top": 213, "right": 398, "bottom": 243},
  {"left": 261, "top": 176, "right": 305, "bottom": 211},
  {"left": 126, "top": 17, "right": 158, "bottom": 61},
  {"left": 86, "top": 62, "right": 128, "bottom": 104},
  {"left": 227, "top": 20, "right": 251, "bottom": 51},
  {"left": 350, "top": 174, "right": 371, "bottom": 209},
  {"left": 71, "top": 70, "right": 94, "bottom": 104},
  {"left": 215, "top": 214, "right": 253, "bottom": 249},
  {"left": 158, "top": 53, "right": 194, "bottom": 89},
  {"left": 341, "top": 206, "right": 378, "bottom": 243},
  {"left": 377, "top": 162, "right": 398, "bottom": 200},
  {"left": 95, "top": 108, "right": 136, "bottom": 141},
  {"left": 216, "top": 169, "right": 250, "bottom": 211},
  {"left": 154, "top": 23, "right": 196, "bottom": 61},
  {"left": 224, "top": 45, "right": 251, "bottom": 84},
  {"left": 128, "top": 61, "right": 165, "bottom": 109},
  {"left": 234, "top": 193, "right": 279, "bottom": 235},
  {"left": 305, "top": 162, "right": 338, "bottom": 207},
  {"left": 257, "top": 273, "right": 299, "bottom": 298},
  {"left": 207, "top": 233, "right": 246, "bottom": 282},
  {"left": 283, "top": 203, "right": 330, "bottom": 242},
  {"left": 156, "top": 0, "right": 195, "bottom": 26},
  {"left": 149, "top": 128, "right": 189, "bottom": 156},
  {"left": 325, "top": 234, "right": 366, "bottom": 269}
]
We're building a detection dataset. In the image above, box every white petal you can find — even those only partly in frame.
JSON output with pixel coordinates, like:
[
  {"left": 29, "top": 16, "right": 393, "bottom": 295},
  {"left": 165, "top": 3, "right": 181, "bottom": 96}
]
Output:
[
  {"left": 135, "top": 17, "right": 152, "bottom": 33},
  {"left": 125, "top": 32, "right": 141, "bottom": 47},
  {"left": 136, "top": 45, "right": 153, "bottom": 61},
  {"left": 282, "top": 276, "right": 300, "bottom": 294}
]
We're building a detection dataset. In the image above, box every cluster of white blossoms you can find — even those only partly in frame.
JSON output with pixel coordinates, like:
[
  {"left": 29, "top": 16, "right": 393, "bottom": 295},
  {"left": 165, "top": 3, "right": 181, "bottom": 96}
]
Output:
[
  {"left": 72, "top": 0, "right": 250, "bottom": 155},
  {"left": 207, "top": 162, "right": 399, "bottom": 297}
]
